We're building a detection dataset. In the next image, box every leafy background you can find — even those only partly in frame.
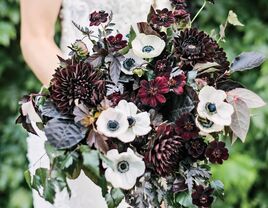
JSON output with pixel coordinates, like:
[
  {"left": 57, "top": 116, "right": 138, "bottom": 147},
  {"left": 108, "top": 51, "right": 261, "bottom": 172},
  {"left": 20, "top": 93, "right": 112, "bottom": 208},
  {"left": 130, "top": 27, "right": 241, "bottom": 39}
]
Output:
[{"left": 0, "top": 0, "right": 267, "bottom": 207}]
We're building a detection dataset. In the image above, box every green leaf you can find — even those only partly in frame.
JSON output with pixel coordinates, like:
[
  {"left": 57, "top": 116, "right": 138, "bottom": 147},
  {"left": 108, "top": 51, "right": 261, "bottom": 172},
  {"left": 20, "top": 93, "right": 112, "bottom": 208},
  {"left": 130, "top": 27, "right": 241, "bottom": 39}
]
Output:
[
  {"left": 105, "top": 188, "right": 124, "bottom": 208},
  {"left": 24, "top": 170, "right": 32, "bottom": 188},
  {"left": 227, "top": 10, "right": 244, "bottom": 27},
  {"left": 128, "top": 26, "right": 137, "bottom": 47},
  {"left": 211, "top": 180, "right": 224, "bottom": 200},
  {"left": 175, "top": 192, "right": 195, "bottom": 208}
]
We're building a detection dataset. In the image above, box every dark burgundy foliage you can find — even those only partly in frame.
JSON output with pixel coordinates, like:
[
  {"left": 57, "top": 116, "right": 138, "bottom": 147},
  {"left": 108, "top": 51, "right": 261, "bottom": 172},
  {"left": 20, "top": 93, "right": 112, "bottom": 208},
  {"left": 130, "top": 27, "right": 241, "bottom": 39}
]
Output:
[
  {"left": 175, "top": 113, "right": 199, "bottom": 140},
  {"left": 49, "top": 58, "right": 106, "bottom": 114},
  {"left": 185, "top": 138, "right": 207, "bottom": 160},
  {"left": 151, "top": 8, "right": 175, "bottom": 27},
  {"left": 106, "top": 34, "right": 127, "bottom": 52},
  {"left": 138, "top": 76, "right": 169, "bottom": 107},
  {"left": 89, "top": 10, "right": 109, "bottom": 26},
  {"left": 192, "top": 185, "right": 214, "bottom": 208},
  {"left": 205, "top": 141, "right": 229, "bottom": 164}
]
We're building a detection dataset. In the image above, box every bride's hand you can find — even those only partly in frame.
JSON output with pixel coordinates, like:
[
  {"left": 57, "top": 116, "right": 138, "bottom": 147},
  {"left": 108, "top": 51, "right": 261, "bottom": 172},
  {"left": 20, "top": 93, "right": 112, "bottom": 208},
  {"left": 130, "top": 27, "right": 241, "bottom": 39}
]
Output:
[{"left": 20, "top": 0, "right": 63, "bottom": 85}]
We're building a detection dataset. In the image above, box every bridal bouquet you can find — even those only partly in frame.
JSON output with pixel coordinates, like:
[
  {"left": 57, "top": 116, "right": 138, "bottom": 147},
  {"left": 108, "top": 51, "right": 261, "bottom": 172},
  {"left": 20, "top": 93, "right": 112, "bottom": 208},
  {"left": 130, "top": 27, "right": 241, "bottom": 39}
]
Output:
[{"left": 17, "top": 1, "right": 266, "bottom": 207}]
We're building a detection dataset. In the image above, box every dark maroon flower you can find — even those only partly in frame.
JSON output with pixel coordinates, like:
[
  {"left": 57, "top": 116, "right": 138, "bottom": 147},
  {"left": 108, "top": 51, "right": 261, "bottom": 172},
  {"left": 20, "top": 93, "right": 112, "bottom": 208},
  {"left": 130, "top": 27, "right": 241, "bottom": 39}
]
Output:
[
  {"left": 174, "top": 28, "right": 229, "bottom": 71},
  {"left": 168, "top": 73, "right": 186, "bottom": 95},
  {"left": 145, "top": 123, "right": 183, "bottom": 176},
  {"left": 89, "top": 10, "right": 109, "bottom": 26},
  {"left": 138, "top": 76, "right": 169, "bottom": 107},
  {"left": 173, "top": 9, "right": 189, "bottom": 20},
  {"left": 205, "top": 141, "right": 229, "bottom": 164},
  {"left": 50, "top": 58, "right": 105, "bottom": 114},
  {"left": 185, "top": 138, "right": 207, "bottom": 160},
  {"left": 154, "top": 59, "right": 172, "bottom": 75},
  {"left": 151, "top": 8, "right": 175, "bottom": 27},
  {"left": 192, "top": 185, "right": 214, "bottom": 208},
  {"left": 175, "top": 113, "right": 199, "bottom": 140},
  {"left": 170, "top": 0, "right": 187, "bottom": 9},
  {"left": 107, "top": 34, "right": 127, "bottom": 52}
]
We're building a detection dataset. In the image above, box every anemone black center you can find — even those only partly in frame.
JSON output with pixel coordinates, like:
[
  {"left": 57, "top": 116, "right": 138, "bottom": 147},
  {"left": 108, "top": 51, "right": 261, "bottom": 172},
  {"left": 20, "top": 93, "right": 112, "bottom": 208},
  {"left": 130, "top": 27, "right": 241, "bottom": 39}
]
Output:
[
  {"left": 127, "top": 116, "right": 136, "bottom": 127},
  {"left": 142, "top": 45, "right": 155, "bottom": 53},
  {"left": 117, "top": 161, "right": 129, "bottom": 173},
  {"left": 206, "top": 103, "right": 217, "bottom": 113},
  {"left": 123, "top": 58, "right": 135, "bottom": 70},
  {"left": 107, "top": 120, "right": 120, "bottom": 131}
]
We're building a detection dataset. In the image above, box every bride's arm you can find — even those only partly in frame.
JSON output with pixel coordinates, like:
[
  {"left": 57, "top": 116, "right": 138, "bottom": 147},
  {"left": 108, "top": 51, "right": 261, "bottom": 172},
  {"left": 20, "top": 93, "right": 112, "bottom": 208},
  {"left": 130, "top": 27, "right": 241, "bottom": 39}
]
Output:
[{"left": 20, "top": 0, "right": 63, "bottom": 85}]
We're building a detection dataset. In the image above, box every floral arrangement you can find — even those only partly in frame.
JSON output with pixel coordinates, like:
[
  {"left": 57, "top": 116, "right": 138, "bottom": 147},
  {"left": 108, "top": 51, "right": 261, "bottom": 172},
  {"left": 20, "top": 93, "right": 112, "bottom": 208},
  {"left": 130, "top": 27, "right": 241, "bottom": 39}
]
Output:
[{"left": 17, "top": 1, "right": 266, "bottom": 207}]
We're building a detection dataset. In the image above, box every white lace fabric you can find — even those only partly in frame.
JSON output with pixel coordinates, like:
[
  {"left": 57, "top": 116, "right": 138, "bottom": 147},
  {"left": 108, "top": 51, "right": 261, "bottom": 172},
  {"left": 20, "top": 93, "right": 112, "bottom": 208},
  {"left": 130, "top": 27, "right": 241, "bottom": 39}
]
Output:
[{"left": 28, "top": 0, "right": 171, "bottom": 207}]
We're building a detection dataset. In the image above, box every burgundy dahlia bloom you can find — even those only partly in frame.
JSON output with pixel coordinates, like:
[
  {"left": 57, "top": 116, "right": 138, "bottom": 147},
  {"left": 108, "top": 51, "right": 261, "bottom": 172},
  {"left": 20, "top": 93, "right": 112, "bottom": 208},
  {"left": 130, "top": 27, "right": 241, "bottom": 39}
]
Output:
[
  {"left": 138, "top": 76, "right": 169, "bottom": 107},
  {"left": 89, "top": 10, "right": 109, "bottom": 26},
  {"left": 107, "top": 34, "right": 127, "bottom": 52},
  {"left": 175, "top": 113, "right": 199, "bottom": 140},
  {"left": 205, "top": 141, "right": 229, "bottom": 164},
  {"left": 154, "top": 59, "right": 172, "bottom": 75},
  {"left": 151, "top": 8, "right": 175, "bottom": 27},
  {"left": 192, "top": 185, "right": 214, "bottom": 208},
  {"left": 168, "top": 73, "right": 186, "bottom": 95},
  {"left": 185, "top": 138, "right": 207, "bottom": 160}
]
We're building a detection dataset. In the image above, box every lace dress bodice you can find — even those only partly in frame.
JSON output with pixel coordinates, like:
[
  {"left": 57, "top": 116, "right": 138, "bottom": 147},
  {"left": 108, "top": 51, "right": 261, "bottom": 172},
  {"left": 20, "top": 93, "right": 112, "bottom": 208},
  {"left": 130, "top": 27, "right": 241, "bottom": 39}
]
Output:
[{"left": 28, "top": 1, "right": 171, "bottom": 208}]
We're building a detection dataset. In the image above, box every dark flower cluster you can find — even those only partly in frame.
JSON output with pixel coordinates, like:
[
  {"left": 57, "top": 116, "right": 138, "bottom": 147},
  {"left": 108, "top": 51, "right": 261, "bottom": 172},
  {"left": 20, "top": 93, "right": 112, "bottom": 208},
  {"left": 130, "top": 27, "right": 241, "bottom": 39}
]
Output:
[{"left": 17, "top": 1, "right": 265, "bottom": 208}]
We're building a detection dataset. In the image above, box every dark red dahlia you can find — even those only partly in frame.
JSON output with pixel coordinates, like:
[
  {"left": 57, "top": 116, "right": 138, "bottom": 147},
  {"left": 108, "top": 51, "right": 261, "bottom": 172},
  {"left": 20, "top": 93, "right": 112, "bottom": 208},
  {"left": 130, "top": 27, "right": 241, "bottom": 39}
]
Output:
[
  {"left": 174, "top": 28, "right": 229, "bottom": 70},
  {"left": 168, "top": 73, "right": 186, "bottom": 95},
  {"left": 107, "top": 34, "right": 127, "bottom": 52},
  {"left": 185, "top": 138, "right": 207, "bottom": 160},
  {"left": 50, "top": 59, "right": 105, "bottom": 114},
  {"left": 192, "top": 185, "right": 214, "bottom": 208},
  {"left": 145, "top": 123, "right": 183, "bottom": 176},
  {"left": 205, "top": 141, "right": 229, "bottom": 164},
  {"left": 175, "top": 113, "right": 199, "bottom": 140},
  {"left": 89, "top": 10, "right": 109, "bottom": 26},
  {"left": 151, "top": 8, "right": 175, "bottom": 27},
  {"left": 154, "top": 59, "right": 172, "bottom": 75},
  {"left": 138, "top": 76, "right": 169, "bottom": 107}
]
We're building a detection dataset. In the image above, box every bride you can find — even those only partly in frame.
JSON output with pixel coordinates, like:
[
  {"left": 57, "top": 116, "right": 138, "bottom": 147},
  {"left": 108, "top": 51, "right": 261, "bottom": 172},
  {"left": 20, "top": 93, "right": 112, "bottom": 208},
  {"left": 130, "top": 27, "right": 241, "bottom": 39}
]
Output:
[{"left": 20, "top": 0, "right": 171, "bottom": 207}]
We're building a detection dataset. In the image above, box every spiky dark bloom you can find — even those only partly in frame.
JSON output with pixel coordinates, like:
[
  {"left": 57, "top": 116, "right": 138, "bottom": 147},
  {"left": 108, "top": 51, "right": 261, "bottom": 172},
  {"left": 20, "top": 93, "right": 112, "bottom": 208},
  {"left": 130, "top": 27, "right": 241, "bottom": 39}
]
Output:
[
  {"left": 168, "top": 73, "right": 186, "bottom": 95},
  {"left": 205, "top": 141, "right": 229, "bottom": 164},
  {"left": 154, "top": 59, "right": 172, "bottom": 75},
  {"left": 151, "top": 8, "right": 175, "bottom": 27},
  {"left": 138, "top": 76, "right": 169, "bottom": 107},
  {"left": 89, "top": 10, "right": 109, "bottom": 26},
  {"left": 185, "top": 138, "right": 207, "bottom": 160},
  {"left": 107, "top": 34, "right": 127, "bottom": 52},
  {"left": 174, "top": 28, "right": 229, "bottom": 70},
  {"left": 175, "top": 113, "right": 199, "bottom": 140},
  {"left": 192, "top": 185, "right": 214, "bottom": 208},
  {"left": 145, "top": 124, "right": 183, "bottom": 176},
  {"left": 50, "top": 59, "right": 105, "bottom": 114}
]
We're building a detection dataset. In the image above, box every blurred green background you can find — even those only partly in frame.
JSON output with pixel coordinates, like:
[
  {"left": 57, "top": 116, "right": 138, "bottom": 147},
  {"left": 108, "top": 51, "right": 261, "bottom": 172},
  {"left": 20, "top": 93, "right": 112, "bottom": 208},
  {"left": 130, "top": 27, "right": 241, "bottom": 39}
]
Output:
[{"left": 0, "top": 0, "right": 267, "bottom": 207}]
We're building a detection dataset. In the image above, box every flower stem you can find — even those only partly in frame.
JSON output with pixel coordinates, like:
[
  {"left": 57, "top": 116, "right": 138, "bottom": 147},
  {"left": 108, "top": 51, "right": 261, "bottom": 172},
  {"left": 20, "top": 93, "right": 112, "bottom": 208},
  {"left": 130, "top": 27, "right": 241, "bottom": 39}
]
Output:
[{"left": 191, "top": 0, "right": 207, "bottom": 25}]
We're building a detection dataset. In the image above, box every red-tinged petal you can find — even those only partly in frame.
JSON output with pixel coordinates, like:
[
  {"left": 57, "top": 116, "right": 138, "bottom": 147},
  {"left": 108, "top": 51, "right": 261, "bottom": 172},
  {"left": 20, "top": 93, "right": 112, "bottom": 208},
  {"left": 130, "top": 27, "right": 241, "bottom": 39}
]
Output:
[{"left": 155, "top": 94, "right": 166, "bottom": 104}]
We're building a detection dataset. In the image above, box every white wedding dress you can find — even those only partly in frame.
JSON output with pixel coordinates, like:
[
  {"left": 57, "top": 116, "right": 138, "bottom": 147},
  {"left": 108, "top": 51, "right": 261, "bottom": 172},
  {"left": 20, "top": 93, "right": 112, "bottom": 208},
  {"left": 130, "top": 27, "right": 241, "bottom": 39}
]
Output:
[{"left": 27, "top": 0, "right": 171, "bottom": 207}]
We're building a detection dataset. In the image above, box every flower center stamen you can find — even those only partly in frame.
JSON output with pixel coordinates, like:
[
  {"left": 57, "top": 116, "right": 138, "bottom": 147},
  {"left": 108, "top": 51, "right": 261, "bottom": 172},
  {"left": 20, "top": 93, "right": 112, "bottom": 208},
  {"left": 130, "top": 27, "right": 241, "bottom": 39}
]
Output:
[
  {"left": 123, "top": 58, "right": 136, "bottom": 70},
  {"left": 107, "top": 120, "right": 120, "bottom": 132},
  {"left": 206, "top": 103, "right": 217, "bottom": 114},
  {"left": 117, "top": 161, "right": 129, "bottom": 173},
  {"left": 142, "top": 45, "right": 155, "bottom": 53},
  {"left": 127, "top": 116, "right": 136, "bottom": 127}
]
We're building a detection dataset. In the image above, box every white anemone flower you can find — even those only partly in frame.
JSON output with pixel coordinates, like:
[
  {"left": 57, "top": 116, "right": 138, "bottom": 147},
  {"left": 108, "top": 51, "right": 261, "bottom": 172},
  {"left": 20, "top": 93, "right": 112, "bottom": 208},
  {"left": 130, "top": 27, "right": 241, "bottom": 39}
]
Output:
[
  {"left": 132, "top": 33, "right": 165, "bottom": 59},
  {"left": 196, "top": 116, "right": 224, "bottom": 135},
  {"left": 121, "top": 49, "right": 146, "bottom": 75},
  {"left": 197, "top": 86, "right": 234, "bottom": 126},
  {"left": 96, "top": 108, "right": 129, "bottom": 138},
  {"left": 104, "top": 148, "right": 145, "bottom": 190},
  {"left": 115, "top": 100, "right": 151, "bottom": 143}
]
